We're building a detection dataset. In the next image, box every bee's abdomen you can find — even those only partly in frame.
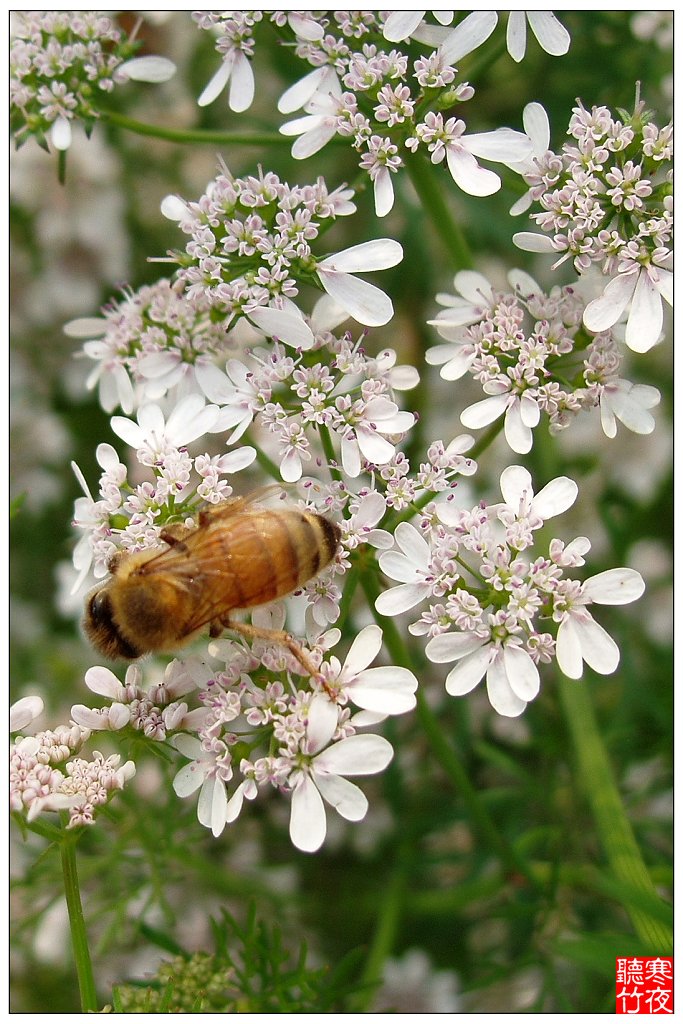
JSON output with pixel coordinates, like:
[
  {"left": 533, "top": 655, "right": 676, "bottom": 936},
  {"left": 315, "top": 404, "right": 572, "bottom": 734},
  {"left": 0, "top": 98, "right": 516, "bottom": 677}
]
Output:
[{"left": 221, "top": 510, "right": 340, "bottom": 609}]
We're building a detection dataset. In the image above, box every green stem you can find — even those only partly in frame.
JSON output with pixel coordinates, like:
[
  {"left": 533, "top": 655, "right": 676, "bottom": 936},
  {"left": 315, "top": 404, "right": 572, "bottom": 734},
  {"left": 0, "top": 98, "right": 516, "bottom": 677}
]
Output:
[
  {"left": 100, "top": 109, "right": 292, "bottom": 147},
  {"left": 59, "top": 830, "right": 98, "bottom": 1012},
  {"left": 558, "top": 677, "right": 673, "bottom": 952},
  {"left": 317, "top": 423, "right": 343, "bottom": 484},
  {"left": 404, "top": 154, "right": 473, "bottom": 270}
]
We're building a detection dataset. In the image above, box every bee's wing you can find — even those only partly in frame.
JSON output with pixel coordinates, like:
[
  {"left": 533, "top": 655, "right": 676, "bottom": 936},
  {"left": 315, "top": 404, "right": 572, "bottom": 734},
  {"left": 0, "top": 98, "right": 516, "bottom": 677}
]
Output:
[{"left": 197, "top": 485, "right": 287, "bottom": 526}]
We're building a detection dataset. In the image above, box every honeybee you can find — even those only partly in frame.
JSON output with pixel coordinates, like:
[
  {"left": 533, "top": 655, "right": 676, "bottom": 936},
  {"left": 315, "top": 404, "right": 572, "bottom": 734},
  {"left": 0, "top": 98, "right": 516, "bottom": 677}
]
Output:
[{"left": 83, "top": 493, "right": 341, "bottom": 666}]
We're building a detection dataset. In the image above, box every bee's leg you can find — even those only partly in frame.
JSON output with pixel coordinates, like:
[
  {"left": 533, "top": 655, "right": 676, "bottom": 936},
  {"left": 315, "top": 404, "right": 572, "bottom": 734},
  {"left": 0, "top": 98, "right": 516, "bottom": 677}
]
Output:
[
  {"left": 222, "top": 618, "right": 333, "bottom": 696},
  {"left": 208, "top": 619, "right": 224, "bottom": 639},
  {"left": 159, "top": 523, "right": 193, "bottom": 551}
]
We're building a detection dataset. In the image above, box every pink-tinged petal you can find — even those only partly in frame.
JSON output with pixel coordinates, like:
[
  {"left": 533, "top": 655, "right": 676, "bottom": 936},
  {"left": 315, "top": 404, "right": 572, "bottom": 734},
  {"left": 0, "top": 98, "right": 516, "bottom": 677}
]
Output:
[
  {"left": 582, "top": 568, "right": 645, "bottom": 605},
  {"left": 444, "top": 644, "right": 495, "bottom": 695},
  {"left": 84, "top": 666, "right": 126, "bottom": 699},
  {"left": 532, "top": 476, "right": 578, "bottom": 520},
  {"left": 278, "top": 66, "right": 338, "bottom": 113},
  {"left": 509, "top": 193, "right": 533, "bottom": 216},
  {"left": 51, "top": 116, "right": 72, "bottom": 150},
  {"left": 526, "top": 11, "right": 571, "bottom": 56},
  {"left": 460, "top": 393, "right": 508, "bottom": 429},
  {"left": 288, "top": 11, "right": 325, "bottom": 41},
  {"left": 583, "top": 271, "right": 638, "bottom": 332},
  {"left": 198, "top": 61, "right": 231, "bottom": 106},
  {"left": 486, "top": 653, "right": 528, "bottom": 716},
  {"left": 355, "top": 422, "right": 396, "bottom": 464},
  {"left": 319, "top": 239, "right": 403, "bottom": 274},
  {"left": 513, "top": 232, "right": 557, "bottom": 253},
  {"left": 374, "top": 166, "right": 395, "bottom": 217},
  {"left": 652, "top": 265, "right": 673, "bottom": 307},
  {"left": 464, "top": 128, "right": 533, "bottom": 164},
  {"left": 572, "top": 615, "right": 620, "bottom": 675},
  {"left": 346, "top": 667, "right": 417, "bottom": 714},
  {"left": 315, "top": 734, "right": 393, "bottom": 776},
  {"left": 314, "top": 774, "right": 367, "bottom": 823},
  {"left": 394, "top": 521, "right": 431, "bottom": 563},
  {"left": 499, "top": 464, "right": 532, "bottom": 508},
  {"left": 625, "top": 272, "right": 663, "bottom": 353},
  {"left": 343, "top": 624, "right": 383, "bottom": 676},
  {"left": 506, "top": 10, "right": 527, "bottom": 61},
  {"left": 440, "top": 10, "right": 498, "bottom": 63},
  {"left": 318, "top": 271, "right": 394, "bottom": 328},
  {"left": 290, "top": 775, "right": 327, "bottom": 852},
  {"left": 555, "top": 616, "right": 585, "bottom": 679},
  {"left": 228, "top": 52, "right": 254, "bottom": 112},
  {"left": 426, "top": 631, "right": 488, "bottom": 663},
  {"left": 247, "top": 306, "right": 315, "bottom": 349},
  {"left": 117, "top": 56, "right": 176, "bottom": 82},
  {"left": 382, "top": 10, "right": 425, "bottom": 41},
  {"left": 446, "top": 147, "right": 501, "bottom": 197},
  {"left": 291, "top": 121, "right": 338, "bottom": 159},
  {"left": 306, "top": 694, "right": 339, "bottom": 754},
  {"left": 10, "top": 696, "right": 44, "bottom": 732},
  {"left": 503, "top": 646, "right": 540, "bottom": 702},
  {"left": 375, "top": 581, "right": 430, "bottom": 615}
]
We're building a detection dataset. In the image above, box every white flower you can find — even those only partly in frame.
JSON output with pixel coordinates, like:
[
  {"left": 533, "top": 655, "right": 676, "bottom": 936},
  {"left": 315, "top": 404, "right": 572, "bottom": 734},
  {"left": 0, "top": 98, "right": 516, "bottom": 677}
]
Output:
[
  {"left": 196, "top": 359, "right": 258, "bottom": 443},
  {"left": 460, "top": 378, "right": 541, "bottom": 454},
  {"left": 288, "top": 695, "right": 393, "bottom": 853},
  {"left": 598, "top": 379, "right": 661, "bottom": 438},
  {"left": 426, "top": 630, "right": 540, "bottom": 718},
  {"left": 64, "top": 316, "right": 136, "bottom": 414},
  {"left": 172, "top": 734, "right": 232, "bottom": 838},
  {"left": 340, "top": 397, "right": 415, "bottom": 478},
  {"left": 438, "top": 11, "right": 498, "bottom": 63},
  {"left": 198, "top": 50, "right": 254, "bottom": 112},
  {"left": 341, "top": 492, "right": 393, "bottom": 551},
  {"left": 10, "top": 696, "right": 44, "bottom": 732},
  {"left": 506, "top": 12, "right": 570, "bottom": 62},
  {"left": 375, "top": 523, "right": 433, "bottom": 615},
  {"left": 279, "top": 77, "right": 343, "bottom": 159},
  {"left": 509, "top": 102, "right": 551, "bottom": 215},
  {"left": 555, "top": 569, "right": 645, "bottom": 680},
  {"left": 321, "top": 624, "right": 418, "bottom": 715},
  {"left": 316, "top": 239, "right": 404, "bottom": 327},
  {"left": 278, "top": 66, "right": 340, "bottom": 115},
  {"left": 582, "top": 258, "right": 673, "bottom": 353},
  {"left": 427, "top": 270, "right": 495, "bottom": 379},
  {"left": 245, "top": 304, "right": 315, "bottom": 350},
  {"left": 494, "top": 465, "right": 578, "bottom": 538},
  {"left": 110, "top": 395, "right": 220, "bottom": 459},
  {"left": 115, "top": 56, "right": 176, "bottom": 84}
]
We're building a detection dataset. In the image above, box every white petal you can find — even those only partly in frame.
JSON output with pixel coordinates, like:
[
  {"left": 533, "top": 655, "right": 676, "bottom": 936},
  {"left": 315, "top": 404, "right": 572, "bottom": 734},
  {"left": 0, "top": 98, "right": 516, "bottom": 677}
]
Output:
[
  {"left": 374, "top": 167, "right": 395, "bottom": 218},
  {"left": 503, "top": 646, "right": 540, "bottom": 702},
  {"left": 110, "top": 415, "right": 143, "bottom": 449},
  {"left": 464, "top": 128, "right": 533, "bottom": 164},
  {"left": 572, "top": 615, "right": 620, "bottom": 675},
  {"left": 318, "top": 271, "right": 394, "bottom": 327},
  {"left": 375, "top": 582, "right": 430, "bottom": 615},
  {"left": 278, "top": 66, "right": 337, "bottom": 114},
  {"left": 447, "top": 147, "right": 501, "bottom": 197},
  {"left": 460, "top": 393, "right": 508, "bottom": 429},
  {"left": 315, "top": 734, "right": 393, "bottom": 776},
  {"left": 355, "top": 422, "right": 396, "bottom": 464},
  {"left": 280, "top": 448, "right": 302, "bottom": 482},
  {"left": 582, "top": 568, "right": 645, "bottom": 605},
  {"left": 378, "top": 551, "right": 424, "bottom": 584},
  {"left": 63, "top": 317, "right": 106, "bottom": 339},
  {"left": 314, "top": 773, "right": 368, "bottom": 822},
  {"left": 526, "top": 11, "right": 571, "bottom": 56},
  {"left": 51, "top": 116, "right": 72, "bottom": 151},
  {"left": 198, "top": 61, "right": 231, "bottom": 107},
  {"left": 346, "top": 667, "right": 417, "bottom": 714},
  {"left": 583, "top": 272, "right": 638, "bottom": 333},
  {"left": 513, "top": 232, "right": 557, "bottom": 253},
  {"left": 444, "top": 645, "right": 495, "bottom": 695},
  {"left": 532, "top": 476, "right": 578, "bottom": 520},
  {"left": 426, "top": 631, "right": 488, "bottom": 664},
  {"left": 486, "top": 653, "right": 528, "bottom": 716},
  {"left": 306, "top": 694, "right": 339, "bottom": 754},
  {"left": 287, "top": 12, "right": 325, "bottom": 41},
  {"left": 506, "top": 10, "right": 527, "bottom": 62},
  {"left": 10, "top": 696, "right": 44, "bottom": 732},
  {"left": 84, "top": 666, "right": 125, "bottom": 699},
  {"left": 395, "top": 521, "right": 431, "bottom": 564},
  {"left": 340, "top": 434, "right": 362, "bottom": 478},
  {"left": 117, "top": 56, "right": 176, "bottom": 82},
  {"left": 343, "top": 624, "right": 383, "bottom": 676},
  {"left": 453, "top": 270, "right": 493, "bottom": 305},
  {"left": 555, "top": 616, "right": 584, "bottom": 679},
  {"left": 291, "top": 122, "right": 338, "bottom": 159},
  {"left": 247, "top": 306, "right": 314, "bottom": 349},
  {"left": 499, "top": 464, "right": 533, "bottom": 509},
  {"left": 504, "top": 401, "right": 533, "bottom": 454},
  {"left": 625, "top": 272, "right": 663, "bottom": 353},
  {"left": 290, "top": 775, "right": 327, "bottom": 852},
  {"left": 318, "top": 239, "right": 403, "bottom": 274},
  {"left": 440, "top": 10, "right": 498, "bottom": 63},
  {"left": 382, "top": 11, "right": 425, "bottom": 42},
  {"left": 611, "top": 386, "right": 659, "bottom": 433},
  {"left": 227, "top": 51, "right": 254, "bottom": 112},
  {"left": 652, "top": 266, "right": 673, "bottom": 307}
]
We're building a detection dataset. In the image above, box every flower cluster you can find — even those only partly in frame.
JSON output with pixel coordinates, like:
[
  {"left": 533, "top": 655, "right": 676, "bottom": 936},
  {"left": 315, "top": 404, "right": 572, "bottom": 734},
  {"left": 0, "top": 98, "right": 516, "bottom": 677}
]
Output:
[
  {"left": 62, "top": 625, "right": 416, "bottom": 852},
  {"left": 10, "top": 700, "right": 135, "bottom": 828},
  {"left": 192, "top": 11, "right": 552, "bottom": 215},
  {"left": 163, "top": 165, "right": 402, "bottom": 327},
  {"left": 10, "top": 11, "right": 174, "bottom": 152},
  {"left": 428, "top": 268, "right": 661, "bottom": 452},
  {"left": 376, "top": 465, "right": 645, "bottom": 716},
  {"left": 514, "top": 98, "right": 673, "bottom": 353}
]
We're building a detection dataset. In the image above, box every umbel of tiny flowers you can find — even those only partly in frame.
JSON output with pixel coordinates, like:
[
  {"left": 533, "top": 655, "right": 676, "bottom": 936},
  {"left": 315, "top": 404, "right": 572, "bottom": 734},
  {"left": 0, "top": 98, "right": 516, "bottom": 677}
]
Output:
[
  {"left": 427, "top": 268, "right": 661, "bottom": 452},
  {"left": 162, "top": 165, "right": 402, "bottom": 327},
  {"left": 10, "top": 11, "right": 175, "bottom": 152},
  {"left": 376, "top": 465, "right": 645, "bottom": 717},
  {"left": 513, "top": 94, "right": 673, "bottom": 353}
]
